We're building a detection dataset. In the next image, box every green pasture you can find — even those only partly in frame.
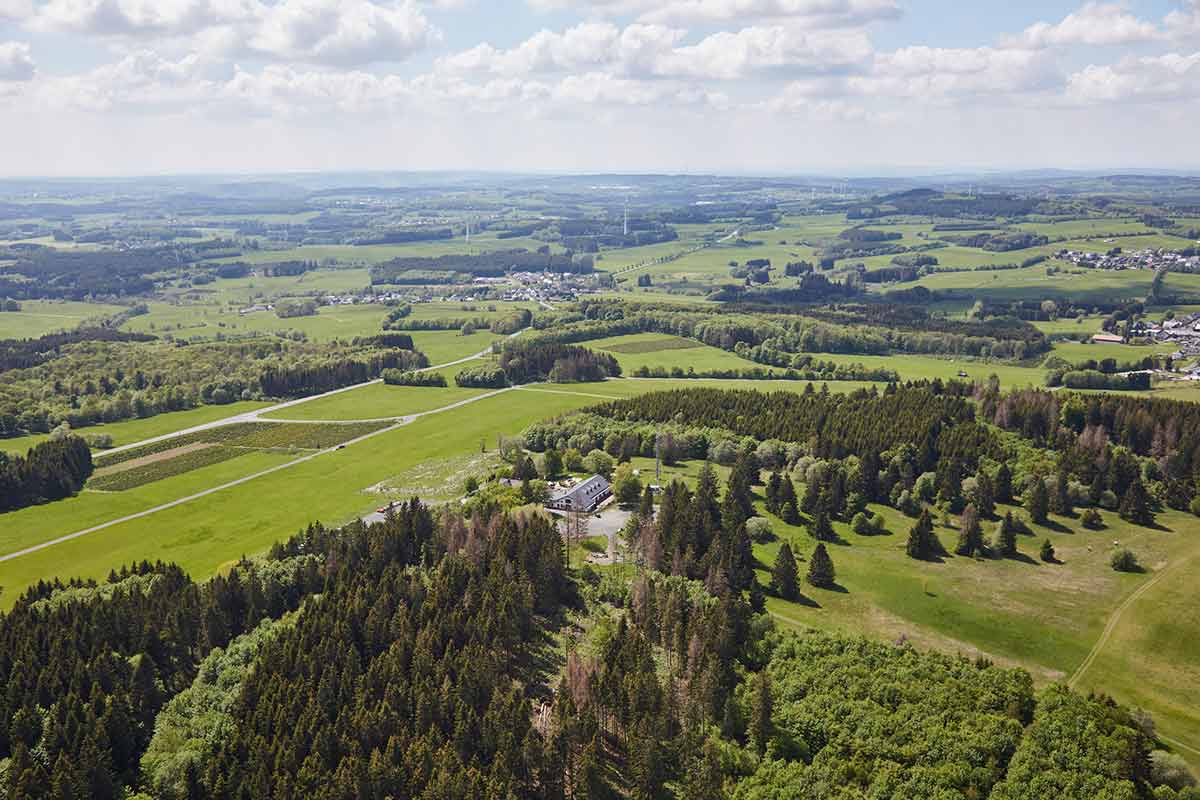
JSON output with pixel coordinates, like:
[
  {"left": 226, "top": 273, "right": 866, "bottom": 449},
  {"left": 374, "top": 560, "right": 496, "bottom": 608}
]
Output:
[
  {"left": 909, "top": 263, "right": 1200, "bottom": 303},
  {"left": 0, "top": 401, "right": 269, "bottom": 456},
  {"left": 0, "top": 300, "right": 125, "bottom": 338},
  {"left": 588, "top": 333, "right": 763, "bottom": 373},
  {"left": 261, "top": 382, "right": 492, "bottom": 421},
  {"left": 754, "top": 500, "right": 1200, "bottom": 756},
  {"left": 1050, "top": 340, "right": 1177, "bottom": 363},
  {"left": 124, "top": 300, "right": 389, "bottom": 342}
]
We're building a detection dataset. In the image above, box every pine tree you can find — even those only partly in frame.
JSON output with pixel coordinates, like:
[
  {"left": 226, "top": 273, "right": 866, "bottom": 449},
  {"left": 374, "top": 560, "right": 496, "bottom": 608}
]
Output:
[
  {"left": 906, "top": 509, "right": 935, "bottom": 560},
  {"left": 638, "top": 484, "right": 654, "bottom": 519},
  {"left": 995, "top": 462, "right": 1013, "bottom": 504},
  {"left": 771, "top": 543, "right": 800, "bottom": 601},
  {"left": 780, "top": 499, "right": 801, "bottom": 526},
  {"left": 997, "top": 511, "right": 1018, "bottom": 558},
  {"left": 749, "top": 671, "right": 773, "bottom": 757},
  {"left": 808, "top": 508, "right": 836, "bottom": 542},
  {"left": 1040, "top": 539, "right": 1055, "bottom": 563},
  {"left": 1119, "top": 479, "right": 1154, "bottom": 526},
  {"left": 955, "top": 504, "right": 984, "bottom": 557},
  {"left": 973, "top": 470, "right": 995, "bottom": 519},
  {"left": 1051, "top": 465, "right": 1073, "bottom": 516},
  {"left": 1027, "top": 477, "right": 1049, "bottom": 524},
  {"left": 807, "top": 543, "right": 836, "bottom": 589},
  {"left": 765, "top": 471, "right": 783, "bottom": 515}
]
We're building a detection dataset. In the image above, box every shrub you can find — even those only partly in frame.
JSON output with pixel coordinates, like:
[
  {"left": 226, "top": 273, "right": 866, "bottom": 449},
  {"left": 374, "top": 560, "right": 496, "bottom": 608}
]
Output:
[
  {"left": 1081, "top": 508, "right": 1104, "bottom": 530},
  {"left": 851, "top": 512, "right": 873, "bottom": 535},
  {"left": 1110, "top": 548, "right": 1141, "bottom": 573},
  {"left": 1150, "top": 750, "right": 1197, "bottom": 791},
  {"left": 746, "top": 517, "right": 775, "bottom": 544}
]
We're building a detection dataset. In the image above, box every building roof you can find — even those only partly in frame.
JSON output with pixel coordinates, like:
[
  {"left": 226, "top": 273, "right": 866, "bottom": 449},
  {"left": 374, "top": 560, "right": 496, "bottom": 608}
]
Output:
[{"left": 549, "top": 475, "right": 611, "bottom": 507}]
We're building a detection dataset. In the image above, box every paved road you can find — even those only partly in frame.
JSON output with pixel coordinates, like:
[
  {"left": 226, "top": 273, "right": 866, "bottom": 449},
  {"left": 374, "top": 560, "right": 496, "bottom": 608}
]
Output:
[
  {"left": 0, "top": 384, "right": 520, "bottom": 565},
  {"left": 98, "top": 336, "right": 514, "bottom": 457},
  {"left": 0, "top": 421, "right": 403, "bottom": 564}
]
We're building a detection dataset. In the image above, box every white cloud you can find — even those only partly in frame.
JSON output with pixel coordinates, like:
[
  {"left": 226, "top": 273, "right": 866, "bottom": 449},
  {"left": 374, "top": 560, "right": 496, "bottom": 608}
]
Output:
[
  {"left": 848, "top": 45, "right": 1054, "bottom": 99},
  {"left": 1008, "top": 2, "right": 1161, "bottom": 49},
  {"left": 249, "top": 0, "right": 437, "bottom": 65},
  {"left": 765, "top": 85, "right": 879, "bottom": 121},
  {"left": 437, "top": 22, "right": 685, "bottom": 76},
  {"left": 1066, "top": 51, "right": 1200, "bottom": 103},
  {"left": 438, "top": 22, "right": 870, "bottom": 80},
  {"left": 29, "top": 0, "right": 439, "bottom": 66},
  {"left": 0, "top": 0, "right": 34, "bottom": 21},
  {"left": 32, "top": 0, "right": 258, "bottom": 37},
  {"left": 1164, "top": 0, "right": 1200, "bottom": 40},
  {"left": 0, "top": 41, "right": 35, "bottom": 81},
  {"left": 527, "top": 0, "right": 900, "bottom": 28}
]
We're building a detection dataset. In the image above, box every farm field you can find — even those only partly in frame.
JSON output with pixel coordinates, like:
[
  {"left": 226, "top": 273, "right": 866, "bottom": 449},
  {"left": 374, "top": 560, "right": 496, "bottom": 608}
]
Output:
[
  {"left": 588, "top": 332, "right": 764, "bottom": 373},
  {"left": 815, "top": 351, "right": 1048, "bottom": 387},
  {"left": 1051, "top": 340, "right": 1178, "bottom": 363},
  {"left": 123, "top": 301, "right": 390, "bottom": 342},
  {"left": 0, "top": 388, "right": 603, "bottom": 607},
  {"left": 0, "top": 401, "right": 270, "bottom": 455},
  {"left": 261, "top": 382, "right": 491, "bottom": 421},
  {"left": 909, "top": 263, "right": 1200, "bottom": 303},
  {"left": 409, "top": 329, "right": 503, "bottom": 364},
  {"left": 0, "top": 299, "right": 125, "bottom": 337}
]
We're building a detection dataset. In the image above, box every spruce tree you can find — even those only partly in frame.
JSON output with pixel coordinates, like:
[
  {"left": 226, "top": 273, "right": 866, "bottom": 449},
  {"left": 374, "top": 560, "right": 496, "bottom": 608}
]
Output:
[
  {"left": 1040, "top": 539, "right": 1055, "bottom": 563},
  {"left": 638, "top": 484, "right": 654, "bottom": 519},
  {"left": 1051, "top": 465, "right": 1073, "bottom": 516},
  {"left": 973, "top": 470, "right": 995, "bottom": 519},
  {"left": 995, "top": 462, "right": 1013, "bottom": 503},
  {"left": 807, "top": 543, "right": 836, "bottom": 589},
  {"left": 766, "top": 471, "right": 783, "bottom": 515},
  {"left": 1027, "top": 477, "right": 1049, "bottom": 524},
  {"left": 809, "top": 508, "right": 836, "bottom": 542},
  {"left": 749, "top": 671, "right": 773, "bottom": 757},
  {"left": 997, "top": 511, "right": 1018, "bottom": 558},
  {"left": 906, "top": 509, "right": 935, "bottom": 560},
  {"left": 1119, "top": 479, "right": 1154, "bottom": 526},
  {"left": 955, "top": 504, "right": 984, "bottom": 557},
  {"left": 771, "top": 543, "right": 800, "bottom": 600}
]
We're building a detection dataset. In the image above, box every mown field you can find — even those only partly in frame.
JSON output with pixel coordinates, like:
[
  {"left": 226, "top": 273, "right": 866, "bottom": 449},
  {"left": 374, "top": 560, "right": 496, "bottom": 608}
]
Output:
[
  {"left": 0, "top": 299, "right": 125, "bottom": 338},
  {"left": 0, "top": 401, "right": 270, "bottom": 456}
]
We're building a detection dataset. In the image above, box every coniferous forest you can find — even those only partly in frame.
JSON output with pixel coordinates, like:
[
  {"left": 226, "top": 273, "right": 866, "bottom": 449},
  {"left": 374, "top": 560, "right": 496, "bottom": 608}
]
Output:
[{"left": 0, "top": 483, "right": 1195, "bottom": 799}]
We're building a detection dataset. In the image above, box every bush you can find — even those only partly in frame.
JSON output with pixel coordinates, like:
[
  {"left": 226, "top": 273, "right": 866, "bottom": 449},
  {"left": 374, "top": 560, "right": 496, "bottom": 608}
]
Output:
[
  {"left": 1081, "top": 508, "right": 1104, "bottom": 530},
  {"left": 746, "top": 517, "right": 775, "bottom": 544},
  {"left": 1110, "top": 548, "right": 1141, "bottom": 573},
  {"left": 382, "top": 369, "right": 447, "bottom": 387},
  {"left": 455, "top": 365, "right": 509, "bottom": 388},
  {"left": 1150, "top": 750, "right": 1197, "bottom": 791},
  {"left": 851, "top": 512, "right": 874, "bottom": 535}
]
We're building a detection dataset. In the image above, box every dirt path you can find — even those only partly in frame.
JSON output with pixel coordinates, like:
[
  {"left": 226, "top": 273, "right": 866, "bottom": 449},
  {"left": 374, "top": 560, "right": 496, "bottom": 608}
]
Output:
[
  {"left": 92, "top": 442, "right": 216, "bottom": 476},
  {"left": 1067, "top": 553, "right": 1194, "bottom": 690}
]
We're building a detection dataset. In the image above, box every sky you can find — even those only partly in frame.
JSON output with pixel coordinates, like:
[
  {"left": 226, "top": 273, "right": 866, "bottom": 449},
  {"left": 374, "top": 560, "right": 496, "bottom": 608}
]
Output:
[{"left": 0, "top": 0, "right": 1198, "bottom": 177}]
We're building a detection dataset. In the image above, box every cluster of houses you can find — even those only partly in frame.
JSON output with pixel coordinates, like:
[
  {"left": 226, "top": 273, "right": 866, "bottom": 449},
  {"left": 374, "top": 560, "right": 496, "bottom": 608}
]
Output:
[
  {"left": 1058, "top": 247, "right": 1200, "bottom": 272},
  {"left": 493, "top": 270, "right": 603, "bottom": 305}
]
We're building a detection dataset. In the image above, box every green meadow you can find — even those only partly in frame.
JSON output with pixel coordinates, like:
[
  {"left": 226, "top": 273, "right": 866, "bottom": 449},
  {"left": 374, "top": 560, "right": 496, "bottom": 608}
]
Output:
[{"left": 0, "top": 300, "right": 125, "bottom": 338}]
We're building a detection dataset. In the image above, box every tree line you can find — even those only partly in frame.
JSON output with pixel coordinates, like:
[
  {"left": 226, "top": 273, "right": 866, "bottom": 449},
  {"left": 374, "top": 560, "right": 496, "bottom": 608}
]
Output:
[{"left": 0, "top": 435, "right": 93, "bottom": 513}]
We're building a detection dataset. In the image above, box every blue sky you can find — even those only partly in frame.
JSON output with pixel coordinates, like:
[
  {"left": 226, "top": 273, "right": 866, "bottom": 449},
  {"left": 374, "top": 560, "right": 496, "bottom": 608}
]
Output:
[{"left": 0, "top": 0, "right": 1198, "bottom": 176}]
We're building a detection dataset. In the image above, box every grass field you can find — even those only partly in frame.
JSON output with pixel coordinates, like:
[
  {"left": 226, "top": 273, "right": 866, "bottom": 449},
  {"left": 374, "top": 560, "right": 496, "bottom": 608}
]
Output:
[
  {"left": 909, "top": 263, "right": 1200, "bottom": 303},
  {"left": 0, "top": 401, "right": 270, "bottom": 456},
  {"left": 261, "top": 382, "right": 490, "bottom": 421},
  {"left": 589, "top": 333, "right": 763, "bottom": 373},
  {"left": 627, "top": 455, "right": 1200, "bottom": 760},
  {"left": 124, "top": 301, "right": 390, "bottom": 342},
  {"left": 0, "top": 300, "right": 125, "bottom": 338}
]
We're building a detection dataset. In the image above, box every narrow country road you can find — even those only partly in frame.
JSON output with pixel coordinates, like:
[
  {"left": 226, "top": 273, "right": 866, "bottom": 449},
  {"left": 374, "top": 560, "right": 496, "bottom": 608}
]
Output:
[
  {"left": 98, "top": 334, "right": 514, "bottom": 457},
  {"left": 0, "top": 385, "right": 518, "bottom": 565}
]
